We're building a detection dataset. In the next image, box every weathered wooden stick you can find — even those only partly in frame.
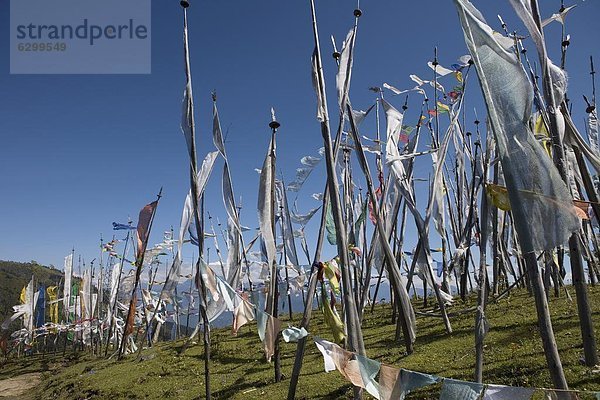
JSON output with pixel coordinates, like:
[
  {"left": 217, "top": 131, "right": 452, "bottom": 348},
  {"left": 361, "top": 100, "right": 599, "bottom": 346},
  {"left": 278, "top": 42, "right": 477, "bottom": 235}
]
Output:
[
  {"left": 347, "top": 102, "right": 420, "bottom": 352},
  {"left": 288, "top": 3, "right": 365, "bottom": 399},
  {"left": 475, "top": 141, "right": 488, "bottom": 383}
]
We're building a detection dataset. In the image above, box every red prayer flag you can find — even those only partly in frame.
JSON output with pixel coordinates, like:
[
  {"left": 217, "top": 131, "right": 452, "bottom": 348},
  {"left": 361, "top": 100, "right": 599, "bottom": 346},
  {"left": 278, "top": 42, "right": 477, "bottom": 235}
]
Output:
[
  {"left": 124, "top": 295, "right": 137, "bottom": 337},
  {"left": 368, "top": 186, "right": 383, "bottom": 225},
  {"left": 136, "top": 201, "right": 158, "bottom": 260}
]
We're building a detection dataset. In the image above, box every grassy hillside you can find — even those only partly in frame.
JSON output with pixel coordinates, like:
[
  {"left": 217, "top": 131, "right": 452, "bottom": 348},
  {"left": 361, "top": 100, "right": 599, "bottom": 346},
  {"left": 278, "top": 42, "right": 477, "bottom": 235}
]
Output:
[
  {"left": 3, "top": 286, "right": 600, "bottom": 399},
  {"left": 0, "top": 260, "right": 64, "bottom": 323}
]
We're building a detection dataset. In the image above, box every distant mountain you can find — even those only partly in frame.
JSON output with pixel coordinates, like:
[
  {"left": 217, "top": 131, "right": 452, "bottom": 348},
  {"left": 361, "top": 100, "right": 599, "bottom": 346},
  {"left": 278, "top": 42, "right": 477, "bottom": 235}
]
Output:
[{"left": 0, "top": 260, "right": 64, "bottom": 324}]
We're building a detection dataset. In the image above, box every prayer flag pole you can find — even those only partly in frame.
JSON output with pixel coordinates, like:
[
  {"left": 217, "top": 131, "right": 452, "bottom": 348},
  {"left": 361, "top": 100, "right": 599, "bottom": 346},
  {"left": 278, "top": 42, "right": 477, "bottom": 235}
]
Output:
[
  {"left": 180, "top": 2, "right": 213, "bottom": 396},
  {"left": 104, "top": 226, "right": 131, "bottom": 357},
  {"left": 288, "top": 3, "right": 366, "bottom": 399},
  {"left": 118, "top": 188, "right": 161, "bottom": 359}
]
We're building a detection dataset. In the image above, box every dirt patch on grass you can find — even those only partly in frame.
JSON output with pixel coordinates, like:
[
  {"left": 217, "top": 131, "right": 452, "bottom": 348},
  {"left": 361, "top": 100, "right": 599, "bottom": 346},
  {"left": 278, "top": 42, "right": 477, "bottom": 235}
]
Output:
[{"left": 0, "top": 372, "right": 41, "bottom": 399}]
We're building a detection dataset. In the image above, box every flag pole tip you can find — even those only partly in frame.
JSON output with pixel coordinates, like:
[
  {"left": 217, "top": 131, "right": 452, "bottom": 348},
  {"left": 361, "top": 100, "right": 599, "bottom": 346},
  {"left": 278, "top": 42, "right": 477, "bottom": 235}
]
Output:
[
  {"left": 269, "top": 107, "right": 280, "bottom": 130},
  {"left": 180, "top": 0, "right": 190, "bottom": 8}
]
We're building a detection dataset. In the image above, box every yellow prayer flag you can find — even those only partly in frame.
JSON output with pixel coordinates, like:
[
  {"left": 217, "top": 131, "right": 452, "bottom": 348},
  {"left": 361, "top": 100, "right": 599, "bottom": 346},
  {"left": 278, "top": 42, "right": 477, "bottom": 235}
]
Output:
[
  {"left": 486, "top": 184, "right": 511, "bottom": 211},
  {"left": 47, "top": 286, "right": 59, "bottom": 324},
  {"left": 321, "top": 286, "right": 345, "bottom": 343},
  {"left": 487, "top": 183, "right": 590, "bottom": 220},
  {"left": 20, "top": 286, "right": 27, "bottom": 304},
  {"left": 534, "top": 113, "right": 552, "bottom": 157}
]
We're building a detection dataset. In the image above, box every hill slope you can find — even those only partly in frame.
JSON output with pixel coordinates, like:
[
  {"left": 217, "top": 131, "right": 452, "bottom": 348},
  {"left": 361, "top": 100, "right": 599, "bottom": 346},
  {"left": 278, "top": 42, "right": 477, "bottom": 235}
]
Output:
[
  {"left": 0, "top": 260, "right": 64, "bottom": 323},
  {"left": 2, "top": 287, "right": 600, "bottom": 399}
]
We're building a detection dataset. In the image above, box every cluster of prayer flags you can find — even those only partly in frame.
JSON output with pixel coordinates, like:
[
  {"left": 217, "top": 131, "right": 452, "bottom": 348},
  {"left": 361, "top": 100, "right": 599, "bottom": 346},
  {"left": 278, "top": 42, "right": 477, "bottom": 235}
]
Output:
[{"left": 313, "top": 338, "right": 595, "bottom": 399}]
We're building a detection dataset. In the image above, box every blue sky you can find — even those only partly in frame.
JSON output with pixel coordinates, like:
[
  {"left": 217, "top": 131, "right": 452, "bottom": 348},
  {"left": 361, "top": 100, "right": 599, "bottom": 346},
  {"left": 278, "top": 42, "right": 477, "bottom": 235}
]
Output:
[{"left": 0, "top": 0, "right": 598, "bottom": 275}]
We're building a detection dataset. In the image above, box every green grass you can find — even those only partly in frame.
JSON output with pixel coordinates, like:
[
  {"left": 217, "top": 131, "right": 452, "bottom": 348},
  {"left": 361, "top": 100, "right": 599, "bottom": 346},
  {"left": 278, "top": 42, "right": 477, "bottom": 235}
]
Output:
[{"left": 4, "top": 286, "right": 600, "bottom": 399}]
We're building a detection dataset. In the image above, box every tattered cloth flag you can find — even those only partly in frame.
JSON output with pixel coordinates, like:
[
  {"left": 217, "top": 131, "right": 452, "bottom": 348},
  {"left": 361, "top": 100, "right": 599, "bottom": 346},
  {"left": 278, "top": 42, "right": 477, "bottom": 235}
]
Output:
[
  {"left": 428, "top": 61, "right": 454, "bottom": 76},
  {"left": 282, "top": 326, "right": 308, "bottom": 343},
  {"left": 124, "top": 296, "right": 137, "bottom": 337},
  {"left": 378, "top": 367, "right": 439, "bottom": 400},
  {"left": 367, "top": 186, "right": 383, "bottom": 225},
  {"left": 320, "top": 284, "right": 345, "bottom": 343},
  {"left": 325, "top": 202, "right": 337, "bottom": 245},
  {"left": 439, "top": 378, "right": 484, "bottom": 400},
  {"left": 212, "top": 97, "right": 243, "bottom": 240},
  {"left": 275, "top": 180, "right": 301, "bottom": 268},
  {"left": 485, "top": 183, "right": 589, "bottom": 220},
  {"left": 355, "top": 354, "right": 381, "bottom": 399},
  {"left": 256, "top": 309, "right": 281, "bottom": 362},
  {"left": 112, "top": 222, "right": 135, "bottom": 230},
  {"left": 198, "top": 257, "right": 220, "bottom": 304},
  {"left": 336, "top": 28, "right": 356, "bottom": 113},
  {"left": 180, "top": 11, "right": 195, "bottom": 161},
  {"left": 63, "top": 253, "right": 73, "bottom": 322},
  {"left": 136, "top": 201, "right": 158, "bottom": 261},
  {"left": 311, "top": 48, "right": 326, "bottom": 122},
  {"left": 265, "top": 316, "right": 281, "bottom": 360},
  {"left": 290, "top": 204, "right": 321, "bottom": 225},
  {"left": 348, "top": 104, "right": 375, "bottom": 126},
  {"left": 161, "top": 152, "right": 218, "bottom": 304},
  {"left": 314, "top": 338, "right": 362, "bottom": 387},
  {"left": 454, "top": 0, "right": 579, "bottom": 253},
  {"left": 318, "top": 260, "right": 341, "bottom": 295},
  {"left": 588, "top": 109, "right": 599, "bottom": 156},
  {"left": 287, "top": 152, "right": 322, "bottom": 192},
  {"left": 232, "top": 294, "right": 255, "bottom": 335},
  {"left": 35, "top": 285, "right": 45, "bottom": 328},
  {"left": 378, "top": 365, "right": 403, "bottom": 400},
  {"left": 482, "top": 384, "right": 535, "bottom": 400},
  {"left": 47, "top": 286, "right": 59, "bottom": 324},
  {"left": 313, "top": 338, "right": 380, "bottom": 398},
  {"left": 2, "top": 278, "right": 38, "bottom": 332},
  {"left": 541, "top": 4, "right": 576, "bottom": 27},
  {"left": 257, "top": 138, "right": 277, "bottom": 288}
]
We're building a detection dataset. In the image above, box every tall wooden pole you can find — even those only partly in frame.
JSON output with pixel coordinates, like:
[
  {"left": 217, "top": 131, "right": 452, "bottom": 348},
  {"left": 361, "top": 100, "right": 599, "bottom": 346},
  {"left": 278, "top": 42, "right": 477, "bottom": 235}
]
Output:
[
  {"left": 180, "top": 2, "right": 211, "bottom": 396},
  {"left": 119, "top": 189, "right": 161, "bottom": 359},
  {"left": 278, "top": 188, "right": 294, "bottom": 321},
  {"left": 567, "top": 128, "right": 600, "bottom": 367},
  {"left": 346, "top": 103, "right": 419, "bottom": 350},
  {"left": 288, "top": 3, "right": 365, "bottom": 400},
  {"left": 267, "top": 113, "right": 282, "bottom": 382},
  {"left": 474, "top": 141, "right": 488, "bottom": 383},
  {"left": 529, "top": 0, "right": 598, "bottom": 371},
  {"left": 105, "top": 229, "right": 130, "bottom": 357},
  {"left": 461, "top": 141, "right": 480, "bottom": 300}
]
